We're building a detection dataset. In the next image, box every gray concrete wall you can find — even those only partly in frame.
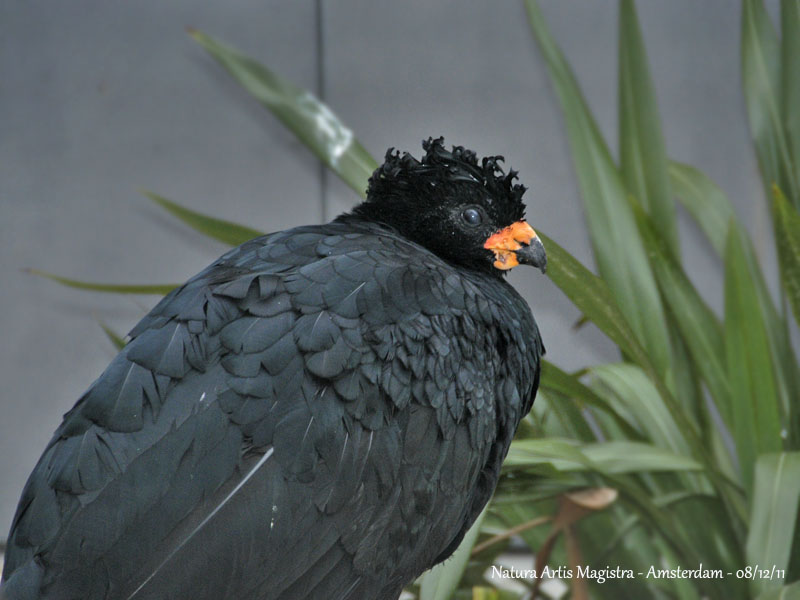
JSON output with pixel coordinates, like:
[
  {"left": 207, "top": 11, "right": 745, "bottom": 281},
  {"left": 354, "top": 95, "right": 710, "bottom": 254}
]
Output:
[{"left": 0, "top": 0, "right": 776, "bottom": 547}]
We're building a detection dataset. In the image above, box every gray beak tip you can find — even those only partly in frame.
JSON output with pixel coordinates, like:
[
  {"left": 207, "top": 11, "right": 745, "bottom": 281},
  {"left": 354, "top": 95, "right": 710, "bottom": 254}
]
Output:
[{"left": 515, "top": 236, "right": 548, "bottom": 274}]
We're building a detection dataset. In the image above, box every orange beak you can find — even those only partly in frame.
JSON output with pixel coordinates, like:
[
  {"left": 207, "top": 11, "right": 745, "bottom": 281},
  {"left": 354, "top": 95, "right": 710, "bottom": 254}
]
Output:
[{"left": 483, "top": 221, "right": 547, "bottom": 273}]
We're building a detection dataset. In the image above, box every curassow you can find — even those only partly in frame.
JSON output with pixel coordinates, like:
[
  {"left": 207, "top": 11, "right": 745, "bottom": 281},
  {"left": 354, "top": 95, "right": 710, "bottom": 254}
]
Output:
[{"left": 1, "top": 137, "right": 546, "bottom": 600}]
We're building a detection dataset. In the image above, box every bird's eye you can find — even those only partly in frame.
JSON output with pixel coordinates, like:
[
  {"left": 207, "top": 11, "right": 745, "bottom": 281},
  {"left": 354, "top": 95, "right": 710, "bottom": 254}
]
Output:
[{"left": 461, "top": 207, "right": 482, "bottom": 227}]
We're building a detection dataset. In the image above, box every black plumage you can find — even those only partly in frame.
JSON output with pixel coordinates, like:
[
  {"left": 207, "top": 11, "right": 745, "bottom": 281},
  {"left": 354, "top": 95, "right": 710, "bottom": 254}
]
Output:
[{"left": 1, "top": 137, "right": 546, "bottom": 600}]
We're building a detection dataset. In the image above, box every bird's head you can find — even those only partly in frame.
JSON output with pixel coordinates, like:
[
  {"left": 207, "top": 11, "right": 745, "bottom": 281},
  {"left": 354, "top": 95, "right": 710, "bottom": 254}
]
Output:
[{"left": 351, "top": 137, "right": 546, "bottom": 277}]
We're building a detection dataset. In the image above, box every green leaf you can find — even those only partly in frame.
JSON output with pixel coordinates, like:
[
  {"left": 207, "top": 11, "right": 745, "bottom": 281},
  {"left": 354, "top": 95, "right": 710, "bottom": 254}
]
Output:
[
  {"left": 681, "top": 171, "right": 800, "bottom": 447},
  {"left": 469, "top": 588, "right": 522, "bottom": 600},
  {"left": 740, "top": 216, "right": 800, "bottom": 450},
  {"left": 98, "top": 322, "right": 126, "bottom": 350},
  {"left": 502, "top": 442, "right": 702, "bottom": 572},
  {"left": 724, "top": 221, "right": 784, "bottom": 492},
  {"left": 418, "top": 505, "right": 488, "bottom": 600},
  {"left": 741, "top": 0, "right": 799, "bottom": 204},
  {"left": 668, "top": 161, "right": 736, "bottom": 257},
  {"left": 539, "top": 360, "right": 639, "bottom": 438},
  {"left": 538, "top": 233, "right": 730, "bottom": 524},
  {"left": 538, "top": 232, "right": 706, "bottom": 458},
  {"left": 189, "top": 29, "right": 377, "bottom": 198},
  {"left": 633, "top": 201, "right": 747, "bottom": 520},
  {"left": 525, "top": 0, "right": 672, "bottom": 381},
  {"left": 590, "top": 364, "right": 689, "bottom": 456},
  {"left": 670, "top": 163, "right": 800, "bottom": 445},
  {"left": 632, "top": 197, "right": 732, "bottom": 422},
  {"left": 757, "top": 580, "right": 800, "bottom": 600},
  {"left": 783, "top": 0, "right": 800, "bottom": 206},
  {"left": 618, "top": 0, "right": 678, "bottom": 256},
  {"left": 584, "top": 442, "right": 703, "bottom": 474},
  {"left": 538, "top": 233, "right": 646, "bottom": 366},
  {"left": 774, "top": 185, "right": 800, "bottom": 325},
  {"left": 504, "top": 438, "right": 588, "bottom": 471},
  {"left": 664, "top": 167, "right": 798, "bottom": 451},
  {"left": 746, "top": 452, "right": 800, "bottom": 595},
  {"left": 505, "top": 439, "right": 702, "bottom": 475},
  {"left": 144, "top": 191, "right": 265, "bottom": 246},
  {"left": 531, "top": 388, "right": 597, "bottom": 442},
  {"left": 26, "top": 269, "right": 177, "bottom": 295}
]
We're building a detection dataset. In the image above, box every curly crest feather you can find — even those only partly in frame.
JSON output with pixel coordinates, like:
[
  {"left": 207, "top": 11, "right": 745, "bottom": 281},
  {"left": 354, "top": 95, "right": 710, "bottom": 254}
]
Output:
[{"left": 366, "top": 137, "right": 527, "bottom": 222}]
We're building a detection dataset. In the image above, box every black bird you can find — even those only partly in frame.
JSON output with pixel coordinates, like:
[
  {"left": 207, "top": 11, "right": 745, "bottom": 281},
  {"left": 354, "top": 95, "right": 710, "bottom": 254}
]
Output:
[{"left": 1, "top": 137, "right": 546, "bottom": 600}]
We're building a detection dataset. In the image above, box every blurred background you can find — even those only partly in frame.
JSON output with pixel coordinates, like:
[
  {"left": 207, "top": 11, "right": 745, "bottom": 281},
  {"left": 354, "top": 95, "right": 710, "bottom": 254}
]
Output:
[{"left": 0, "top": 0, "right": 779, "bottom": 569}]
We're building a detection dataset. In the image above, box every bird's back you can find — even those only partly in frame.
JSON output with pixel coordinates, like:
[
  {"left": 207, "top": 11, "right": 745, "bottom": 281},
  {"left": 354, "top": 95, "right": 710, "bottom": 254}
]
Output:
[{"left": 1, "top": 219, "right": 542, "bottom": 600}]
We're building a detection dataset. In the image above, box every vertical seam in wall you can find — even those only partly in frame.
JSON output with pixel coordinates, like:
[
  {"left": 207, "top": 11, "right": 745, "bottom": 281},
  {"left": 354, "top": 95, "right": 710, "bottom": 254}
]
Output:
[{"left": 315, "top": 0, "right": 328, "bottom": 223}]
